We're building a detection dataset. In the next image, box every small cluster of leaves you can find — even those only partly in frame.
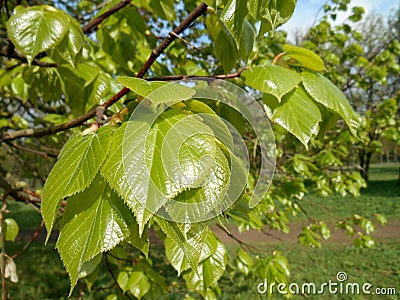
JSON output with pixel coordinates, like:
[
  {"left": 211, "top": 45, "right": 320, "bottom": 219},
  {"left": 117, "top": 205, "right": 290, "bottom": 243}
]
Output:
[
  {"left": 242, "top": 44, "right": 361, "bottom": 148},
  {"left": 41, "top": 92, "right": 235, "bottom": 296}
]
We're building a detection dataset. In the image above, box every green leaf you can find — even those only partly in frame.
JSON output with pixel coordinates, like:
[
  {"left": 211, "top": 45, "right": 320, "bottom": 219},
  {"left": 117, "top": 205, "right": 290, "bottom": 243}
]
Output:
[
  {"left": 374, "top": 213, "right": 387, "bottom": 225},
  {"left": 166, "top": 228, "right": 217, "bottom": 276},
  {"left": 158, "top": 218, "right": 210, "bottom": 272},
  {"left": 0, "top": 218, "right": 19, "bottom": 242},
  {"left": 62, "top": 174, "right": 149, "bottom": 256},
  {"left": 7, "top": 6, "right": 70, "bottom": 64},
  {"left": 102, "top": 109, "right": 228, "bottom": 229},
  {"left": 283, "top": 44, "right": 325, "bottom": 71},
  {"left": 57, "top": 180, "right": 141, "bottom": 294},
  {"left": 117, "top": 77, "right": 195, "bottom": 105},
  {"left": 256, "top": 254, "right": 290, "bottom": 286},
  {"left": 182, "top": 239, "right": 227, "bottom": 294},
  {"left": 237, "top": 248, "right": 253, "bottom": 267},
  {"left": 165, "top": 237, "right": 191, "bottom": 275},
  {"left": 149, "top": 0, "right": 175, "bottom": 21},
  {"left": 214, "top": 28, "right": 238, "bottom": 73},
  {"left": 50, "top": 15, "right": 84, "bottom": 66},
  {"left": 220, "top": 0, "right": 248, "bottom": 44},
  {"left": 302, "top": 71, "right": 361, "bottom": 135},
  {"left": 242, "top": 65, "right": 301, "bottom": 102},
  {"left": 42, "top": 125, "right": 114, "bottom": 239},
  {"left": 263, "top": 87, "right": 322, "bottom": 148},
  {"left": 249, "top": 0, "right": 296, "bottom": 32},
  {"left": 239, "top": 20, "right": 256, "bottom": 60},
  {"left": 117, "top": 268, "right": 150, "bottom": 299},
  {"left": 77, "top": 254, "right": 102, "bottom": 279}
]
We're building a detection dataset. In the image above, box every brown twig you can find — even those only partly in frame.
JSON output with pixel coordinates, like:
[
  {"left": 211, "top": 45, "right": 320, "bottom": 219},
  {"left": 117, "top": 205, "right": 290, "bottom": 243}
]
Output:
[
  {"left": 136, "top": 2, "right": 208, "bottom": 78},
  {"left": 216, "top": 224, "right": 266, "bottom": 254},
  {"left": 0, "top": 2, "right": 209, "bottom": 142},
  {"left": 146, "top": 68, "right": 246, "bottom": 82},
  {"left": 81, "top": 0, "right": 132, "bottom": 34},
  {"left": 169, "top": 31, "right": 201, "bottom": 52},
  {"left": 5, "top": 141, "right": 57, "bottom": 158},
  {"left": 12, "top": 220, "right": 44, "bottom": 260},
  {"left": 300, "top": 198, "right": 341, "bottom": 221},
  {"left": 0, "top": 169, "right": 42, "bottom": 207}
]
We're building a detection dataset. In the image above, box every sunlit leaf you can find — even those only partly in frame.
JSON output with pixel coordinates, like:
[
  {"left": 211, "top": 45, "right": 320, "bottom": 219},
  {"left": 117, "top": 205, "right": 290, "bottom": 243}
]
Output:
[
  {"left": 117, "top": 77, "right": 195, "bottom": 105},
  {"left": 57, "top": 180, "right": 141, "bottom": 293},
  {"left": 242, "top": 65, "right": 301, "bottom": 102},
  {"left": 42, "top": 125, "right": 114, "bottom": 238},
  {"left": 263, "top": 87, "right": 321, "bottom": 147},
  {"left": 7, "top": 6, "right": 70, "bottom": 64},
  {"left": 182, "top": 239, "right": 227, "bottom": 294},
  {"left": 302, "top": 71, "right": 361, "bottom": 135},
  {"left": 284, "top": 44, "right": 325, "bottom": 71}
]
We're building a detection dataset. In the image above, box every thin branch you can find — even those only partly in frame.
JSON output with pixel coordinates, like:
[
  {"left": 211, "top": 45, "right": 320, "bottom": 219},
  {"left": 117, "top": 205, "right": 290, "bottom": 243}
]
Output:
[
  {"left": 0, "top": 170, "right": 42, "bottom": 206},
  {"left": 169, "top": 31, "right": 201, "bottom": 53},
  {"left": 216, "top": 224, "right": 266, "bottom": 254},
  {"left": 0, "top": 2, "right": 209, "bottom": 142},
  {"left": 300, "top": 198, "right": 341, "bottom": 221},
  {"left": 261, "top": 229, "right": 282, "bottom": 241},
  {"left": 5, "top": 141, "right": 57, "bottom": 158},
  {"left": 0, "top": 52, "right": 58, "bottom": 68},
  {"left": 81, "top": 0, "right": 132, "bottom": 34},
  {"left": 145, "top": 68, "right": 246, "bottom": 82},
  {"left": 12, "top": 220, "right": 44, "bottom": 260},
  {"left": 105, "top": 255, "right": 134, "bottom": 300},
  {"left": 136, "top": 2, "right": 208, "bottom": 78}
]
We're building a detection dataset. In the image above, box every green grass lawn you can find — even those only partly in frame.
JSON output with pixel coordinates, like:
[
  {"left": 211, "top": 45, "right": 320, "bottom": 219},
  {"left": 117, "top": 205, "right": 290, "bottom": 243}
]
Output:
[
  {"left": 220, "top": 239, "right": 400, "bottom": 300},
  {"left": 295, "top": 163, "right": 400, "bottom": 221}
]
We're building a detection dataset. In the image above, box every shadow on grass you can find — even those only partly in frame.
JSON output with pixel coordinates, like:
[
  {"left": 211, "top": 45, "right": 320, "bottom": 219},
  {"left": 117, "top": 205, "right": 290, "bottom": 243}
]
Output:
[{"left": 363, "top": 180, "right": 400, "bottom": 197}]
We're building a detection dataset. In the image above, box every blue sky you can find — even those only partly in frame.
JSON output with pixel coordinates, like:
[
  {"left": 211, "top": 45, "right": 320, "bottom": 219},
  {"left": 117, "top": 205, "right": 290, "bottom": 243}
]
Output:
[{"left": 281, "top": 0, "right": 399, "bottom": 39}]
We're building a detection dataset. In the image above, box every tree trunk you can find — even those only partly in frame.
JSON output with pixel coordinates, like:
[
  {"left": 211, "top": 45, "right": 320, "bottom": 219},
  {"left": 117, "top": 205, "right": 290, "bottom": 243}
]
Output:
[{"left": 359, "top": 148, "right": 372, "bottom": 181}]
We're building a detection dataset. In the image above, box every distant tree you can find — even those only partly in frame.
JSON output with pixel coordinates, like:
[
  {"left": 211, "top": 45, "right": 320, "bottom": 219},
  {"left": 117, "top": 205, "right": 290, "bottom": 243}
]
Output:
[{"left": 297, "top": 1, "right": 400, "bottom": 180}]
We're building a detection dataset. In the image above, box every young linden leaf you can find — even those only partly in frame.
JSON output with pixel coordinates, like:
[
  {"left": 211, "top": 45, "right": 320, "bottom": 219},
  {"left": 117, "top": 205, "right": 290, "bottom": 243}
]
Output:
[
  {"left": 263, "top": 87, "right": 322, "bottom": 148},
  {"left": 220, "top": 0, "right": 248, "bottom": 45},
  {"left": 239, "top": 20, "right": 256, "bottom": 61},
  {"left": 182, "top": 239, "right": 227, "bottom": 295},
  {"left": 0, "top": 218, "right": 19, "bottom": 242},
  {"left": 283, "top": 44, "right": 326, "bottom": 71},
  {"left": 57, "top": 180, "right": 144, "bottom": 294},
  {"left": 42, "top": 125, "right": 114, "bottom": 240},
  {"left": 242, "top": 65, "right": 301, "bottom": 102},
  {"left": 117, "top": 269, "right": 150, "bottom": 298},
  {"left": 6, "top": 6, "right": 70, "bottom": 64},
  {"left": 165, "top": 225, "right": 216, "bottom": 276},
  {"left": 62, "top": 174, "right": 149, "bottom": 258},
  {"left": 302, "top": 71, "right": 362, "bottom": 136},
  {"left": 101, "top": 109, "right": 222, "bottom": 231},
  {"left": 49, "top": 14, "right": 84, "bottom": 67},
  {"left": 249, "top": 0, "right": 296, "bottom": 32},
  {"left": 116, "top": 76, "right": 195, "bottom": 105}
]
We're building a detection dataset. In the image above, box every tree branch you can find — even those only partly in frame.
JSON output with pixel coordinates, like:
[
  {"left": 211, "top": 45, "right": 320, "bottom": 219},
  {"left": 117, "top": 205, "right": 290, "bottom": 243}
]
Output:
[
  {"left": 0, "top": 2, "right": 209, "bottom": 142},
  {"left": 145, "top": 68, "right": 246, "bottom": 82},
  {"left": 81, "top": 0, "right": 132, "bottom": 34},
  {"left": 5, "top": 141, "right": 58, "bottom": 158},
  {"left": 136, "top": 2, "right": 208, "bottom": 78}
]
